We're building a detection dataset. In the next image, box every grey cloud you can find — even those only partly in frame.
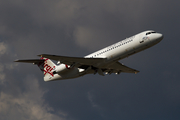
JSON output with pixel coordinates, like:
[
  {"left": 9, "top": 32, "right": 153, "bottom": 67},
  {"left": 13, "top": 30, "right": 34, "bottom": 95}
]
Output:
[
  {"left": 73, "top": 26, "right": 114, "bottom": 50},
  {"left": 0, "top": 63, "right": 5, "bottom": 83},
  {"left": 0, "top": 0, "right": 149, "bottom": 52},
  {"left": 0, "top": 42, "right": 7, "bottom": 55},
  {"left": 0, "top": 76, "right": 67, "bottom": 120},
  {"left": 87, "top": 91, "right": 101, "bottom": 109},
  {"left": 0, "top": 42, "right": 9, "bottom": 84}
]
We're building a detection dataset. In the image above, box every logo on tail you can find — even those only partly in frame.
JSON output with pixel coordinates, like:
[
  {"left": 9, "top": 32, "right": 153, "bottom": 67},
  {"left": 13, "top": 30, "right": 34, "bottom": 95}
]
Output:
[{"left": 37, "top": 57, "right": 56, "bottom": 77}]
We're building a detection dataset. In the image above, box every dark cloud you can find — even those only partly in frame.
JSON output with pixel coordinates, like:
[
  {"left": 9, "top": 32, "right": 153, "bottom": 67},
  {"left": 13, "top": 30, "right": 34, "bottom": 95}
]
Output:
[
  {"left": 0, "top": 75, "right": 66, "bottom": 120},
  {"left": 0, "top": 0, "right": 180, "bottom": 120}
]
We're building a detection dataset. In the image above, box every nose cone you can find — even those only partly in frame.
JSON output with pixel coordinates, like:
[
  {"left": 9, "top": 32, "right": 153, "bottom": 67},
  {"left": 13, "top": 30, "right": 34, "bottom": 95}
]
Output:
[
  {"left": 157, "top": 33, "right": 163, "bottom": 41},
  {"left": 150, "top": 33, "right": 163, "bottom": 43}
]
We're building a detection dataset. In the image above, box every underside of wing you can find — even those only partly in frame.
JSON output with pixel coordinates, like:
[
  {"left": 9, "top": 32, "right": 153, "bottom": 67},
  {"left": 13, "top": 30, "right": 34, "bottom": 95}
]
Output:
[
  {"left": 101, "top": 62, "right": 139, "bottom": 74},
  {"left": 38, "top": 54, "right": 105, "bottom": 66}
]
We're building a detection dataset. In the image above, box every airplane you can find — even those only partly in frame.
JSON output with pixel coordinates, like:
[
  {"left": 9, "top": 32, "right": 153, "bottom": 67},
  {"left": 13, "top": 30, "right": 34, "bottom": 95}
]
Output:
[{"left": 15, "top": 30, "right": 163, "bottom": 81}]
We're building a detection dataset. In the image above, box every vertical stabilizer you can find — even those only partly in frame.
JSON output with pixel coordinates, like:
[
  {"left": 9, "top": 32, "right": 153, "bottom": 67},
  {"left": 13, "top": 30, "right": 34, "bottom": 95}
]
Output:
[{"left": 37, "top": 57, "right": 57, "bottom": 81}]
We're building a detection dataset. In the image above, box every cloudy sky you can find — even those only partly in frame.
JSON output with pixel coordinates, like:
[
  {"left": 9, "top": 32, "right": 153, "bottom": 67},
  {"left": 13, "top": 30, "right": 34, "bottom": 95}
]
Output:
[{"left": 0, "top": 0, "right": 180, "bottom": 120}]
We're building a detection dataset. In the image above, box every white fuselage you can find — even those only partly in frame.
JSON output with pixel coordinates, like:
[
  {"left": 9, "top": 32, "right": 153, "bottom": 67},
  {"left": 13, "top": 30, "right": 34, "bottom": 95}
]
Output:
[{"left": 48, "top": 30, "right": 163, "bottom": 81}]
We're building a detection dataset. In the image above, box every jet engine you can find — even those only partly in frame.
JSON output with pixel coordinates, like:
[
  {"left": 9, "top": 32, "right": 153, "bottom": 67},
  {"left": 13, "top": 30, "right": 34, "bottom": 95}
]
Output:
[{"left": 53, "top": 64, "right": 70, "bottom": 74}]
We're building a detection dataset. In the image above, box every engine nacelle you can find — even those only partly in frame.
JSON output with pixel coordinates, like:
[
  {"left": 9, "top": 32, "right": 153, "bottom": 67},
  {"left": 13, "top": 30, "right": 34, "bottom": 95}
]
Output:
[{"left": 53, "top": 64, "right": 70, "bottom": 74}]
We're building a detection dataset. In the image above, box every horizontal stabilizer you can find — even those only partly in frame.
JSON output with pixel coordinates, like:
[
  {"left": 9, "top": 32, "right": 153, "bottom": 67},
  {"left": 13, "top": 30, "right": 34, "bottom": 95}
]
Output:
[{"left": 14, "top": 59, "right": 44, "bottom": 64}]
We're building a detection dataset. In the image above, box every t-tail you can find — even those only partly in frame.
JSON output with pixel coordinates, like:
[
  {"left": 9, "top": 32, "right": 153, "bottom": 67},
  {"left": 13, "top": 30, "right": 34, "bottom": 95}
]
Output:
[{"left": 14, "top": 57, "right": 57, "bottom": 81}]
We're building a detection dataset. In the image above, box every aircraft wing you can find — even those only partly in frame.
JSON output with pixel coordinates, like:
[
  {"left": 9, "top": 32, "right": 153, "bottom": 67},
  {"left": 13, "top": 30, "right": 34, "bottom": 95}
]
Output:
[
  {"left": 38, "top": 54, "right": 139, "bottom": 74},
  {"left": 101, "top": 62, "right": 139, "bottom": 74},
  {"left": 38, "top": 54, "right": 105, "bottom": 66}
]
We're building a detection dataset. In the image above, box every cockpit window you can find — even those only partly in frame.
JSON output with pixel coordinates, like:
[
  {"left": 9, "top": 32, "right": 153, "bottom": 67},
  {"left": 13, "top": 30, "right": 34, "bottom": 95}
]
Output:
[
  {"left": 146, "top": 32, "right": 151, "bottom": 35},
  {"left": 146, "top": 31, "right": 156, "bottom": 35},
  {"left": 151, "top": 32, "right": 156, "bottom": 33}
]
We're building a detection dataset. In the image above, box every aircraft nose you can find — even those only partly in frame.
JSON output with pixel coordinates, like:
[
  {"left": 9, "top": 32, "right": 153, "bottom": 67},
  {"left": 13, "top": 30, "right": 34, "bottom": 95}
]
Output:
[
  {"left": 150, "top": 33, "right": 163, "bottom": 42},
  {"left": 157, "top": 33, "right": 163, "bottom": 41}
]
